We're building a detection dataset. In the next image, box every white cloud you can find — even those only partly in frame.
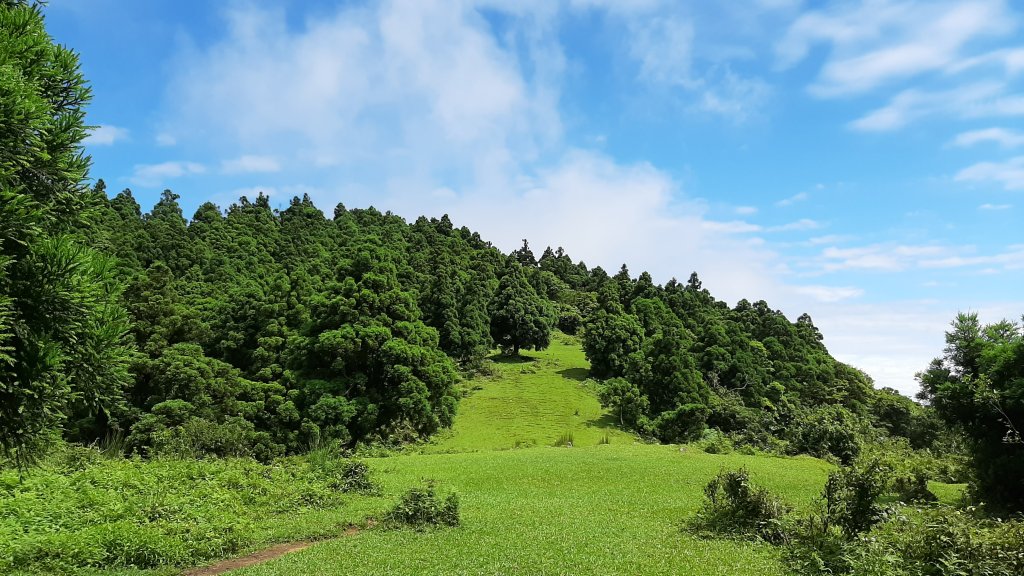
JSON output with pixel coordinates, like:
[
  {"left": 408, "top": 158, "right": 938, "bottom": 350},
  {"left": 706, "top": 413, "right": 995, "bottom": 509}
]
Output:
[
  {"left": 776, "top": 191, "right": 808, "bottom": 206},
  {"left": 769, "top": 218, "right": 821, "bottom": 232},
  {"left": 794, "top": 285, "right": 864, "bottom": 303},
  {"left": 777, "top": 0, "right": 1016, "bottom": 97},
  {"left": 952, "top": 127, "right": 1024, "bottom": 148},
  {"left": 919, "top": 245, "right": 1024, "bottom": 270},
  {"left": 130, "top": 161, "right": 205, "bottom": 187},
  {"left": 848, "top": 82, "right": 1024, "bottom": 132},
  {"left": 820, "top": 244, "right": 950, "bottom": 272},
  {"left": 955, "top": 155, "right": 1024, "bottom": 190},
  {"left": 221, "top": 155, "right": 281, "bottom": 174},
  {"left": 84, "top": 124, "right": 129, "bottom": 146},
  {"left": 979, "top": 203, "right": 1012, "bottom": 210},
  {"left": 807, "top": 234, "right": 855, "bottom": 245},
  {"left": 735, "top": 205, "right": 758, "bottom": 215}
]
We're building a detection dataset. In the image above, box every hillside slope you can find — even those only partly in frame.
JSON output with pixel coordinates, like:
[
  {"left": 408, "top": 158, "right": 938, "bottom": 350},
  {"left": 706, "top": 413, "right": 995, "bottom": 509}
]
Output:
[{"left": 236, "top": 339, "right": 832, "bottom": 576}]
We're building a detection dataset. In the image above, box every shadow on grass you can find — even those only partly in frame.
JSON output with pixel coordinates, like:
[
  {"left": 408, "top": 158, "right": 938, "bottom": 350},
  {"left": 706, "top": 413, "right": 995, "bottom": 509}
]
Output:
[
  {"left": 583, "top": 412, "right": 620, "bottom": 429},
  {"left": 487, "top": 352, "right": 537, "bottom": 364},
  {"left": 558, "top": 367, "right": 589, "bottom": 382}
]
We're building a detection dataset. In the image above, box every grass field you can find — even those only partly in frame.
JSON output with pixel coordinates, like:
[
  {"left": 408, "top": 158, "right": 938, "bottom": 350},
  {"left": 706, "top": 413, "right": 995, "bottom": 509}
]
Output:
[
  {"left": 423, "top": 332, "right": 636, "bottom": 452},
  {"left": 1, "top": 334, "right": 965, "bottom": 575},
  {"left": 235, "top": 334, "right": 835, "bottom": 576}
]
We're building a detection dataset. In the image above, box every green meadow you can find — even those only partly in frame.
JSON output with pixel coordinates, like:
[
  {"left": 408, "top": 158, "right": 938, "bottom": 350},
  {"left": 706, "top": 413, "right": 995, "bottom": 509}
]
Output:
[
  {"left": 2, "top": 334, "right": 967, "bottom": 576},
  {"left": 238, "top": 335, "right": 834, "bottom": 576}
]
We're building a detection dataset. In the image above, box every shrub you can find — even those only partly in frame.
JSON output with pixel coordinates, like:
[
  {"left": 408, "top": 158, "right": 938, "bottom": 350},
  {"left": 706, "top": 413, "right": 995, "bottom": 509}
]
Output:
[
  {"left": 653, "top": 403, "right": 709, "bottom": 444},
  {"left": 307, "top": 449, "right": 377, "bottom": 494},
  {"left": 792, "top": 405, "right": 862, "bottom": 464},
  {"left": 891, "top": 469, "right": 937, "bottom": 503},
  {"left": 785, "top": 460, "right": 892, "bottom": 575},
  {"left": 697, "top": 429, "right": 734, "bottom": 454},
  {"left": 384, "top": 481, "right": 460, "bottom": 529},
  {"left": 847, "top": 508, "right": 1024, "bottom": 576},
  {"left": 691, "top": 468, "right": 790, "bottom": 543}
]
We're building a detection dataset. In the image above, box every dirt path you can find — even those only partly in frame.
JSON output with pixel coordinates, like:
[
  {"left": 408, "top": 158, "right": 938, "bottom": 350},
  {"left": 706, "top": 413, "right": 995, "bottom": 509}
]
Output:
[{"left": 183, "top": 523, "right": 368, "bottom": 576}]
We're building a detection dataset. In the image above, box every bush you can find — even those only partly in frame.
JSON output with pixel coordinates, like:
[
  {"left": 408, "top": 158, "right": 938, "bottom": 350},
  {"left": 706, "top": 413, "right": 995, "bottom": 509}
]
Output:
[
  {"left": 792, "top": 406, "right": 862, "bottom": 464},
  {"left": 847, "top": 508, "right": 1024, "bottom": 576},
  {"left": 384, "top": 481, "right": 460, "bottom": 530},
  {"left": 697, "top": 429, "right": 734, "bottom": 454},
  {"left": 691, "top": 468, "right": 790, "bottom": 543},
  {"left": 0, "top": 447, "right": 351, "bottom": 574},
  {"left": 307, "top": 449, "right": 377, "bottom": 494},
  {"left": 785, "top": 460, "right": 892, "bottom": 574},
  {"left": 891, "top": 469, "right": 937, "bottom": 503},
  {"left": 653, "top": 403, "right": 709, "bottom": 444}
]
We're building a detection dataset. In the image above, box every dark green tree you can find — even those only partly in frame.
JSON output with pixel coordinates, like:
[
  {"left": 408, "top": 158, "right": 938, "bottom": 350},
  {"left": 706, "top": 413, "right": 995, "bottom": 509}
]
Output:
[
  {"left": 918, "top": 312, "right": 1024, "bottom": 511},
  {"left": 0, "top": 2, "right": 133, "bottom": 462},
  {"left": 489, "top": 264, "right": 554, "bottom": 355}
]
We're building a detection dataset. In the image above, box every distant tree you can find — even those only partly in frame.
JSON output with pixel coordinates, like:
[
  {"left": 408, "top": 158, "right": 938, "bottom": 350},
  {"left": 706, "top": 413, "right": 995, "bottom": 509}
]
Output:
[
  {"left": 0, "top": 1, "right": 133, "bottom": 463},
  {"left": 489, "top": 264, "right": 554, "bottom": 355},
  {"left": 582, "top": 286, "right": 644, "bottom": 378},
  {"left": 511, "top": 238, "right": 537, "bottom": 268},
  {"left": 599, "top": 377, "right": 649, "bottom": 429}
]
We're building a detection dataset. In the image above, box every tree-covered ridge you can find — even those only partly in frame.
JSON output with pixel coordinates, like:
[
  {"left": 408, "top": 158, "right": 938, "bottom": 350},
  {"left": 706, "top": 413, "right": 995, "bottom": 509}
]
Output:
[{"left": 71, "top": 184, "right": 921, "bottom": 462}]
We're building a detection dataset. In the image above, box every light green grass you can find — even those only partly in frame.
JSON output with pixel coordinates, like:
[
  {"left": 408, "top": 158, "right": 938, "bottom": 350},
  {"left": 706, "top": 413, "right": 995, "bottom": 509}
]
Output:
[
  {"left": 424, "top": 333, "right": 636, "bottom": 452},
  {"left": 929, "top": 481, "right": 967, "bottom": 505},
  {"left": 237, "top": 334, "right": 832, "bottom": 575},
  {"left": 239, "top": 445, "right": 831, "bottom": 576}
]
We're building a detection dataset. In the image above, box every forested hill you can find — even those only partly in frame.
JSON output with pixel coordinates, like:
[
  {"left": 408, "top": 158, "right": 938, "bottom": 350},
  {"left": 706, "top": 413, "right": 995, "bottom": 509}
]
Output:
[{"left": 58, "top": 184, "right": 923, "bottom": 462}]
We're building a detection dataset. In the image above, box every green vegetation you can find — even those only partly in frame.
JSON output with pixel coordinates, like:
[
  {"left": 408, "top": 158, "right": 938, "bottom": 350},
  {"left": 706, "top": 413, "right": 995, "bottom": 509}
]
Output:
[
  {"left": 918, "top": 312, "right": 1024, "bottom": 511},
  {"left": 0, "top": 446, "right": 383, "bottom": 575},
  {"left": 425, "top": 334, "right": 634, "bottom": 452},
  {"left": 2, "top": 4, "right": 1022, "bottom": 576}
]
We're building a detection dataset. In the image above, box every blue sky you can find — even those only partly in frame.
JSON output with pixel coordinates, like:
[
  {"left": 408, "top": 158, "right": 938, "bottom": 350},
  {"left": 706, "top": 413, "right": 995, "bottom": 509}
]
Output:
[{"left": 46, "top": 0, "right": 1023, "bottom": 395}]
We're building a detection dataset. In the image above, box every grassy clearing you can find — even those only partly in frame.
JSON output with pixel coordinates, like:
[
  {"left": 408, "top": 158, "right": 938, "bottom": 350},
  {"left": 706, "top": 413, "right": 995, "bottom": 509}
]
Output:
[
  {"left": 425, "top": 333, "right": 635, "bottom": 453},
  {"left": 237, "top": 335, "right": 832, "bottom": 575},
  {"left": 240, "top": 445, "right": 831, "bottom": 576}
]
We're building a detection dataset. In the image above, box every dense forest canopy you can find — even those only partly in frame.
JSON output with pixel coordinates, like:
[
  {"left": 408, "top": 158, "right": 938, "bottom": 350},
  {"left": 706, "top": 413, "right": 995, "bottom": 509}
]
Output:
[{"left": 61, "top": 182, "right": 910, "bottom": 464}]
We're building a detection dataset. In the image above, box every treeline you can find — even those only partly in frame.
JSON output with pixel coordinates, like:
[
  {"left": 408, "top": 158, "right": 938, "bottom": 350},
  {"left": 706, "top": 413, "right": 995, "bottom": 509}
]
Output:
[{"left": 58, "top": 184, "right": 934, "bottom": 466}]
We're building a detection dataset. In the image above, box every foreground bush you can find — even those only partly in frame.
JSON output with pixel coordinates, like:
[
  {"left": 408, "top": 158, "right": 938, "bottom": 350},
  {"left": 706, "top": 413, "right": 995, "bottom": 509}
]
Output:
[
  {"left": 0, "top": 445, "right": 367, "bottom": 574},
  {"left": 690, "top": 468, "right": 790, "bottom": 543},
  {"left": 384, "top": 481, "right": 460, "bottom": 529}
]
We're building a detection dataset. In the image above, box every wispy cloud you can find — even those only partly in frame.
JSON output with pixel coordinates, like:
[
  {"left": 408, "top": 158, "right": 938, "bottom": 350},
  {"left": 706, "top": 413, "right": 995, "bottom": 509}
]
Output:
[
  {"left": 777, "top": 0, "right": 1016, "bottom": 97},
  {"left": 919, "top": 245, "right": 1024, "bottom": 269},
  {"left": 769, "top": 218, "right": 821, "bottom": 232},
  {"left": 84, "top": 124, "right": 129, "bottom": 146},
  {"left": 848, "top": 82, "right": 1024, "bottom": 132},
  {"left": 735, "top": 205, "right": 758, "bottom": 215},
  {"left": 130, "top": 161, "right": 206, "bottom": 187},
  {"left": 221, "top": 155, "right": 281, "bottom": 174},
  {"left": 776, "top": 191, "right": 808, "bottom": 206},
  {"left": 795, "top": 284, "right": 864, "bottom": 303},
  {"left": 979, "top": 203, "right": 1012, "bottom": 210},
  {"left": 952, "top": 127, "right": 1024, "bottom": 148},
  {"left": 955, "top": 156, "right": 1024, "bottom": 190}
]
